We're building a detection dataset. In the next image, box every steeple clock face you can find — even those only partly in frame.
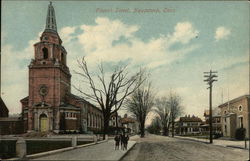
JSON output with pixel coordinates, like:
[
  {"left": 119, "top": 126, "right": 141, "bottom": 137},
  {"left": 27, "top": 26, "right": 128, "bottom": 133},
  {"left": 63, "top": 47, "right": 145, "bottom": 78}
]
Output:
[{"left": 39, "top": 85, "right": 48, "bottom": 96}]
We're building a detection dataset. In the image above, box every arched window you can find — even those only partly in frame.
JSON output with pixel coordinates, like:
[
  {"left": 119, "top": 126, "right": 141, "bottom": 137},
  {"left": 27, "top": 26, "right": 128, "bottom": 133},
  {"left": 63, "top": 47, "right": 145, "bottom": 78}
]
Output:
[
  {"left": 238, "top": 105, "right": 243, "bottom": 111},
  {"left": 61, "top": 53, "right": 64, "bottom": 63},
  {"left": 42, "top": 48, "right": 48, "bottom": 59}
]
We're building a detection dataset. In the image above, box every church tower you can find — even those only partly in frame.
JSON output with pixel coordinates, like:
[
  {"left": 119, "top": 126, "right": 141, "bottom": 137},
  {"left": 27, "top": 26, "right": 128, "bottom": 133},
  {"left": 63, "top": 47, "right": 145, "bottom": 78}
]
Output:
[
  {"left": 21, "top": 2, "right": 103, "bottom": 134},
  {"left": 29, "top": 2, "right": 71, "bottom": 107},
  {"left": 22, "top": 2, "right": 71, "bottom": 132}
]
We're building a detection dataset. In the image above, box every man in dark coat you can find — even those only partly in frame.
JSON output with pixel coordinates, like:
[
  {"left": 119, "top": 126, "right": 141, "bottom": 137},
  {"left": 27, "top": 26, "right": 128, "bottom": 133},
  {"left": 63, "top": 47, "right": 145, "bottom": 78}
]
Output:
[
  {"left": 114, "top": 134, "right": 120, "bottom": 150},
  {"left": 124, "top": 134, "right": 129, "bottom": 150},
  {"left": 120, "top": 134, "right": 124, "bottom": 150}
]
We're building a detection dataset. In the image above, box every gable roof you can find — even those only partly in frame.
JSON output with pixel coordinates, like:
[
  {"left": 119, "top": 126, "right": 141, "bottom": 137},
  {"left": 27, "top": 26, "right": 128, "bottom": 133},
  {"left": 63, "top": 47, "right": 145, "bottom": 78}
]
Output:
[
  {"left": 20, "top": 96, "right": 29, "bottom": 102},
  {"left": 121, "top": 117, "right": 136, "bottom": 124},
  {"left": 0, "top": 97, "right": 9, "bottom": 117},
  {"left": 218, "top": 94, "right": 250, "bottom": 108},
  {"left": 179, "top": 116, "right": 202, "bottom": 122}
]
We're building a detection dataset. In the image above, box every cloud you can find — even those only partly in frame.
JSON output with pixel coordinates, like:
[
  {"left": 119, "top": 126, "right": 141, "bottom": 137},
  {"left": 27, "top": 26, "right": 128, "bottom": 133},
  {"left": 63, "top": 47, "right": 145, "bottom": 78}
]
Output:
[
  {"left": 59, "top": 26, "right": 77, "bottom": 43},
  {"left": 78, "top": 17, "right": 139, "bottom": 53},
  {"left": 75, "top": 17, "right": 199, "bottom": 69},
  {"left": 169, "top": 21, "right": 199, "bottom": 44},
  {"left": 1, "top": 31, "right": 42, "bottom": 113},
  {"left": 1, "top": 17, "right": 200, "bottom": 114},
  {"left": 215, "top": 26, "right": 231, "bottom": 41}
]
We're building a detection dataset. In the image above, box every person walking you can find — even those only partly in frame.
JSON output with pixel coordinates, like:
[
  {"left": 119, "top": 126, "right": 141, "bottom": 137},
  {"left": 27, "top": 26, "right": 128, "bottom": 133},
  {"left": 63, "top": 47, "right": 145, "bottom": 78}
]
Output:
[
  {"left": 124, "top": 134, "right": 129, "bottom": 150},
  {"left": 120, "top": 134, "right": 124, "bottom": 150},
  {"left": 114, "top": 134, "right": 120, "bottom": 150}
]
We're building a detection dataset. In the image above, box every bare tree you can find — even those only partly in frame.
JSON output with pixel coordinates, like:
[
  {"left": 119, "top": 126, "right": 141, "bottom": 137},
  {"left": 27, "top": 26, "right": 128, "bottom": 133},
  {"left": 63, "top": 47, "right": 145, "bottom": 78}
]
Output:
[
  {"left": 168, "top": 92, "right": 183, "bottom": 137},
  {"left": 126, "top": 82, "right": 154, "bottom": 138},
  {"left": 74, "top": 57, "right": 145, "bottom": 139},
  {"left": 147, "top": 118, "right": 161, "bottom": 135},
  {"left": 153, "top": 97, "right": 171, "bottom": 136}
]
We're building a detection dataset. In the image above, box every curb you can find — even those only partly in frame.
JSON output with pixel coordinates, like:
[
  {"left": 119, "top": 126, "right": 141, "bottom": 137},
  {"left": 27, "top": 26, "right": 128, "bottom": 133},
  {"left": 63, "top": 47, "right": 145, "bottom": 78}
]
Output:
[
  {"left": 118, "top": 142, "right": 137, "bottom": 161},
  {"left": 6, "top": 139, "right": 108, "bottom": 160},
  {"left": 175, "top": 136, "right": 248, "bottom": 151}
]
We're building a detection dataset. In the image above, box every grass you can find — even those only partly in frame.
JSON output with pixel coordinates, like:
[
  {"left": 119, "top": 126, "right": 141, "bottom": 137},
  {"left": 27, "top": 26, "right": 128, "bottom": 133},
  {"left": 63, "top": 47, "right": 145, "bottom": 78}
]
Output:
[
  {"left": 0, "top": 140, "right": 93, "bottom": 159},
  {"left": 0, "top": 140, "right": 16, "bottom": 159}
]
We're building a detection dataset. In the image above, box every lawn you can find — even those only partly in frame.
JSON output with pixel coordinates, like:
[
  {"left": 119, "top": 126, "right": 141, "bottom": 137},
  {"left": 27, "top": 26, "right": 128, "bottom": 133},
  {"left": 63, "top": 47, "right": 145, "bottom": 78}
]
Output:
[{"left": 0, "top": 139, "right": 93, "bottom": 159}]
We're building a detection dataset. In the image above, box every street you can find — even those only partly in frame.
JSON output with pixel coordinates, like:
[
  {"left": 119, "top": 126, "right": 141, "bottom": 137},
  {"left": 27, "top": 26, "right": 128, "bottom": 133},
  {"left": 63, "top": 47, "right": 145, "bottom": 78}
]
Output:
[{"left": 122, "top": 134, "right": 248, "bottom": 161}]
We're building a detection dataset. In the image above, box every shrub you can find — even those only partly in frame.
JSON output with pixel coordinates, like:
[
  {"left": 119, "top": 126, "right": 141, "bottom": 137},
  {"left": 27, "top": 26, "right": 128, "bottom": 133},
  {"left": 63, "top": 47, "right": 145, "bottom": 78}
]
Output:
[{"left": 235, "top": 128, "right": 246, "bottom": 140}]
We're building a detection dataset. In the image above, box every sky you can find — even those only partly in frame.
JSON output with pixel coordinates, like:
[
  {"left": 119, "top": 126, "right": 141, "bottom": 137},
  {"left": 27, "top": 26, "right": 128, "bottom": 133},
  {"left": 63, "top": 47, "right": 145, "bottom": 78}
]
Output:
[{"left": 1, "top": 1, "right": 249, "bottom": 121}]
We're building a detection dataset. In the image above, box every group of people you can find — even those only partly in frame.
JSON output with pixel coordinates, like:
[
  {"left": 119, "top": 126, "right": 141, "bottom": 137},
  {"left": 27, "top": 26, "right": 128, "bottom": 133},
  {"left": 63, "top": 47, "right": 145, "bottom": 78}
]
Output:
[{"left": 114, "top": 134, "right": 129, "bottom": 150}]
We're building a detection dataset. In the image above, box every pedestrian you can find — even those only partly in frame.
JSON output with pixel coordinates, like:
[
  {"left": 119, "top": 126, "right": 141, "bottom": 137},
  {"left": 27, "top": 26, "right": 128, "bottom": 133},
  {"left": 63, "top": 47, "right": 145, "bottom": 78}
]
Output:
[
  {"left": 114, "top": 134, "right": 120, "bottom": 150},
  {"left": 120, "top": 133, "right": 124, "bottom": 150},
  {"left": 124, "top": 134, "right": 129, "bottom": 150}
]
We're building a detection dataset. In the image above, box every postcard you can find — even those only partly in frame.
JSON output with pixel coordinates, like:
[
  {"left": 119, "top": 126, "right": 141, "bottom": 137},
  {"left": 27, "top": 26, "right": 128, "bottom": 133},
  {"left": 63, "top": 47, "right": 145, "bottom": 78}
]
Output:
[{"left": 1, "top": 1, "right": 249, "bottom": 160}]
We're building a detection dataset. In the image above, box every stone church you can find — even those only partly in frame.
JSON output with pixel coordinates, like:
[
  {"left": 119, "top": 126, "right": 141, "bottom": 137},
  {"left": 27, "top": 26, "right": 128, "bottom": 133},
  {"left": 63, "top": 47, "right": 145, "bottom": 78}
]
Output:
[{"left": 21, "top": 2, "right": 103, "bottom": 133}]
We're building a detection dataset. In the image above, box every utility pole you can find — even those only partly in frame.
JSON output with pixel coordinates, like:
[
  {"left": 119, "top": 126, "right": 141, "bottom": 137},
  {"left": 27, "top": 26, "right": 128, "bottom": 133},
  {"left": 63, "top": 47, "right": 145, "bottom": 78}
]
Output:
[{"left": 204, "top": 70, "right": 218, "bottom": 144}]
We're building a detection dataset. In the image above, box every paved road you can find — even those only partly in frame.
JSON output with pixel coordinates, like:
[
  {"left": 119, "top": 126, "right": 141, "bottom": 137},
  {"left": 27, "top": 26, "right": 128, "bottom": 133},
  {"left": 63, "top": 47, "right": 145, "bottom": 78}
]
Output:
[
  {"left": 122, "top": 134, "right": 248, "bottom": 161},
  {"left": 33, "top": 140, "right": 136, "bottom": 160}
]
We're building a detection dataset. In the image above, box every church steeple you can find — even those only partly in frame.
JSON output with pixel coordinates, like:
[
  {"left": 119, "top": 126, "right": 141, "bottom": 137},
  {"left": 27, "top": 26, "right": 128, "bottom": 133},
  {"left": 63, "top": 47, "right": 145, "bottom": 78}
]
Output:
[
  {"left": 40, "top": 2, "right": 62, "bottom": 45},
  {"left": 45, "top": 2, "right": 57, "bottom": 33}
]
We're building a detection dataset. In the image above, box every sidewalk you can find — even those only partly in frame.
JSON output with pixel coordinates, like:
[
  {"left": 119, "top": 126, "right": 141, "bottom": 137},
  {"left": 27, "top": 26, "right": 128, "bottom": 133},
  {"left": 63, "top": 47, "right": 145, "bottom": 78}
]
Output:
[
  {"left": 175, "top": 136, "right": 249, "bottom": 150},
  {"left": 32, "top": 140, "right": 136, "bottom": 160}
]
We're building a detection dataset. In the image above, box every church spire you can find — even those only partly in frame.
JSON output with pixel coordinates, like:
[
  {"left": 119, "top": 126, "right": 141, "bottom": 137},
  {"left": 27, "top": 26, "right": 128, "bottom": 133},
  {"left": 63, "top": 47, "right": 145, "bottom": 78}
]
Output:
[{"left": 45, "top": 2, "right": 57, "bottom": 33}]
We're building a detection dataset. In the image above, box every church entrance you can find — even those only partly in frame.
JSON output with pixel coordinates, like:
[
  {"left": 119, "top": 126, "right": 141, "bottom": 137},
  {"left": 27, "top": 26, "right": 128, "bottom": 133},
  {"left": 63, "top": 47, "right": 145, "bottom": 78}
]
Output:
[{"left": 40, "top": 114, "right": 48, "bottom": 132}]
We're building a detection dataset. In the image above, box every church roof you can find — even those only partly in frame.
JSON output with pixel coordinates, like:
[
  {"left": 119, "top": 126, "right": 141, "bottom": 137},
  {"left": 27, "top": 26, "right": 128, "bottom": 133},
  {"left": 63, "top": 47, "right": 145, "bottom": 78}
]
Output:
[
  {"left": 59, "top": 103, "right": 81, "bottom": 111},
  {"left": 20, "top": 96, "right": 29, "bottom": 102},
  {"left": 67, "top": 93, "right": 102, "bottom": 111}
]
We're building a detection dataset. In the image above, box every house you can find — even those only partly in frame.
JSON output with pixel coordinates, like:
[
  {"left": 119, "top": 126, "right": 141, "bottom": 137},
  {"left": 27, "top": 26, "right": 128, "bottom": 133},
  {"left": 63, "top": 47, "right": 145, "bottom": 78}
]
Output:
[
  {"left": 201, "top": 109, "right": 222, "bottom": 135},
  {"left": 176, "top": 115, "right": 202, "bottom": 135},
  {"left": 0, "top": 97, "right": 25, "bottom": 135},
  {"left": 120, "top": 114, "right": 139, "bottom": 134},
  {"left": 218, "top": 95, "right": 250, "bottom": 138},
  {"left": 109, "top": 112, "right": 122, "bottom": 128}
]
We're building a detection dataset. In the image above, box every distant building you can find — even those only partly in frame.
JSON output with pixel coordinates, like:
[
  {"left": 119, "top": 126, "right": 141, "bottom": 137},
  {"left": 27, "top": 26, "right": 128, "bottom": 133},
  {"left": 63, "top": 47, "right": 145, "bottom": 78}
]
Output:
[
  {"left": 120, "top": 114, "right": 139, "bottom": 134},
  {"left": 176, "top": 115, "right": 202, "bottom": 135},
  {"left": 218, "top": 95, "right": 250, "bottom": 138},
  {"left": 202, "top": 109, "right": 222, "bottom": 134},
  {"left": 0, "top": 97, "right": 9, "bottom": 117},
  {"left": 109, "top": 112, "right": 122, "bottom": 128},
  {"left": 0, "top": 98, "right": 24, "bottom": 135}
]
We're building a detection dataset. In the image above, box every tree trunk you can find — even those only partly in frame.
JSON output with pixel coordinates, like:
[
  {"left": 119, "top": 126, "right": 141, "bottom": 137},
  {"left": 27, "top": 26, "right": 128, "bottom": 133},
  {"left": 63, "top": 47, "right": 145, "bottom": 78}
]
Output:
[
  {"left": 140, "top": 122, "right": 145, "bottom": 138},
  {"left": 163, "top": 126, "right": 168, "bottom": 136},
  {"left": 103, "top": 117, "right": 109, "bottom": 140},
  {"left": 172, "top": 121, "right": 174, "bottom": 137},
  {"left": 166, "top": 130, "right": 169, "bottom": 136}
]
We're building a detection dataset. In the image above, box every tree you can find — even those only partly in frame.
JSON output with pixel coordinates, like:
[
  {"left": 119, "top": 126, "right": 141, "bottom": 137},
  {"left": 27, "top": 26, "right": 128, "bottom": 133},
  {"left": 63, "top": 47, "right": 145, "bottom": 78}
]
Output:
[
  {"left": 168, "top": 92, "right": 183, "bottom": 137},
  {"left": 147, "top": 118, "right": 161, "bottom": 135},
  {"left": 153, "top": 97, "right": 171, "bottom": 136},
  {"left": 126, "top": 82, "right": 154, "bottom": 138},
  {"left": 75, "top": 58, "right": 145, "bottom": 139}
]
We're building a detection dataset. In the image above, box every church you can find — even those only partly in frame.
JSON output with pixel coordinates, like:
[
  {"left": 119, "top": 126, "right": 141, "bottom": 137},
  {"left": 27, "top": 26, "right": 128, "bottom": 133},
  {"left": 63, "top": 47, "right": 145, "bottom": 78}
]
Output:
[{"left": 20, "top": 2, "right": 103, "bottom": 133}]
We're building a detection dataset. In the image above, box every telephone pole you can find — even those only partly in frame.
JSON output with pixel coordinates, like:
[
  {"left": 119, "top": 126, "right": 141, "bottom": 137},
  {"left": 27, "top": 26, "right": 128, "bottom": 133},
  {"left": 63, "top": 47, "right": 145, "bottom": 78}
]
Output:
[{"left": 204, "top": 70, "right": 218, "bottom": 144}]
